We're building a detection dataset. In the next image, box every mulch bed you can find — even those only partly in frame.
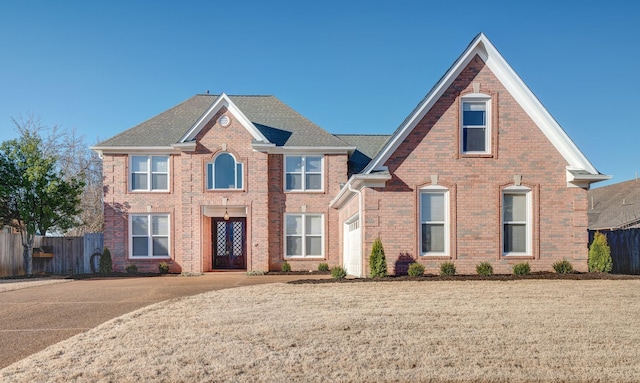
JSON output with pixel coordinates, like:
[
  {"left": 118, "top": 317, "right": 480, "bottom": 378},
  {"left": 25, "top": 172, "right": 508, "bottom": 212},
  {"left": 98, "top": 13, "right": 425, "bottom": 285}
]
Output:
[{"left": 288, "top": 271, "right": 640, "bottom": 284}]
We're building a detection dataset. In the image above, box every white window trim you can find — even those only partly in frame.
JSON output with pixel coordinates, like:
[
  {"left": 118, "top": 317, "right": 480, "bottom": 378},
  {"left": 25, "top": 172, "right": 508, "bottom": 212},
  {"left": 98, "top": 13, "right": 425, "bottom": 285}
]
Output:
[
  {"left": 284, "top": 155, "right": 324, "bottom": 192},
  {"left": 461, "top": 94, "right": 491, "bottom": 155},
  {"left": 206, "top": 152, "right": 244, "bottom": 190},
  {"left": 284, "top": 213, "right": 325, "bottom": 258},
  {"left": 502, "top": 186, "right": 532, "bottom": 256},
  {"left": 129, "top": 213, "right": 171, "bottom": 259},
  {"left": 129, "top": 155, "right": 170, "bottom": 192},
  {"left": 419, "top": 185, "right": 450, "bottom": 256}
]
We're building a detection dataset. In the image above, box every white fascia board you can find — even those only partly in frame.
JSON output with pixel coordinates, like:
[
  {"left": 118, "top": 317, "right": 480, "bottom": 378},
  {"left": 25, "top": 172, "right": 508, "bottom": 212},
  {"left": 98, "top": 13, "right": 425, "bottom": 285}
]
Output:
[
  {"left": 363, "top": 33, "right": 604, "bottom": 178},
  {"left": 566, "top": 168, "right": 612, "bottom": 188},
  {"left": 362, "top": 35, "right": 485, "bottom": 174},
  {"left": 171, "top": 142, "right": 196, "bottom": 151},
  {"left": 330, "top": 173, "right": 392, "bottom": 209},
  {"left": 480, "top": 36, "right": 601, "bottom": 175},
  {"left": 90, "top": 146, "right": 181, "bottom": 155},
  {"left": 179, "top": 93, "right": 270, "bottom": 143},
  {"left": 256, "top": 145, "right": 356, "bottom": 155}
]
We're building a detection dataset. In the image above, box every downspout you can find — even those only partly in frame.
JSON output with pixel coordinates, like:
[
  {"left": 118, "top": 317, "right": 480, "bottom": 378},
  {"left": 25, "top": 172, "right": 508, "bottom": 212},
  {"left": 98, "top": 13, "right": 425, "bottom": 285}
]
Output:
[{"left": 347, "top": 182, "right": 363, "bottom": 277}]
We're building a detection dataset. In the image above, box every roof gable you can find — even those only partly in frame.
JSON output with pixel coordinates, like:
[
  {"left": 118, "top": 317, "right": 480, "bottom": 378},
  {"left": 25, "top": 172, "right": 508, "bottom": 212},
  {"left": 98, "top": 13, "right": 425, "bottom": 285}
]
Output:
[
  {"left": 180, "top": 93, "right": 269, "bottom": 143},
  {"left": 363, "top": 33, "right": 608, "bottom": 185}
]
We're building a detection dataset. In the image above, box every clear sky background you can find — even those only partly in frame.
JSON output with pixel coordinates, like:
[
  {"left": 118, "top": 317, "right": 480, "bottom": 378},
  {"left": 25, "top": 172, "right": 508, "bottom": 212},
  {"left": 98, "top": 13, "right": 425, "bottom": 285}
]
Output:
[{"left": 0, "top": 0, "right": 637, "bottom": 187}]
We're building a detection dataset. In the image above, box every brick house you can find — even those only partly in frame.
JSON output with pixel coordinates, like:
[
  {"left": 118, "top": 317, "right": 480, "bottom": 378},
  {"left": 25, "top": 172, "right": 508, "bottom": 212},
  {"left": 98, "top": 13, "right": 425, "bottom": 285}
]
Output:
[{"left": 93, "top": 33, "right": 608, "bottom": 275}]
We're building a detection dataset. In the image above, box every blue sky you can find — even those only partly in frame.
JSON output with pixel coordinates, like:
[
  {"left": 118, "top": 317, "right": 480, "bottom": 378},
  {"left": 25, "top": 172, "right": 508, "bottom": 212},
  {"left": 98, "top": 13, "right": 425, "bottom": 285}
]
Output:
[{"left": 0, "top": 0, "right": 637, "bottom": 186}]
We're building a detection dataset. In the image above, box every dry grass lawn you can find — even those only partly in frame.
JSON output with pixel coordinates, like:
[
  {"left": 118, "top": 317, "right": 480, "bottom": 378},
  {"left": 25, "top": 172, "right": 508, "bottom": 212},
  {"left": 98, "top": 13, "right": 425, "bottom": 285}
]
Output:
[{"left": 2, "top": 280, "right": 640, "bottom": 382}]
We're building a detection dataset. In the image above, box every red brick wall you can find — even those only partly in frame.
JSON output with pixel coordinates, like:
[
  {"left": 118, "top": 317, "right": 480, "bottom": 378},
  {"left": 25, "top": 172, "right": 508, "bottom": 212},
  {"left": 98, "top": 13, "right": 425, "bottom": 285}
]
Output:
[
  {"left": 103, "top": 106, "right": 349, "bottom": 273},
  {"left": 361, "top": 55, "right": 589, "bottom": 275}
]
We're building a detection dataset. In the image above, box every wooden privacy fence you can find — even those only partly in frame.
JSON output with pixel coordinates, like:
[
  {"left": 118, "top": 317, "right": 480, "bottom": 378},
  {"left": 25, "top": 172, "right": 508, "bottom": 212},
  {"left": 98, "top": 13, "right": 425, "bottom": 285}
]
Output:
[
  {"left": 588, "top": 229, "right": 640, "bottom": 275},
  {"left": 0, "top": 233, "right": 103, "bottom": 277}
]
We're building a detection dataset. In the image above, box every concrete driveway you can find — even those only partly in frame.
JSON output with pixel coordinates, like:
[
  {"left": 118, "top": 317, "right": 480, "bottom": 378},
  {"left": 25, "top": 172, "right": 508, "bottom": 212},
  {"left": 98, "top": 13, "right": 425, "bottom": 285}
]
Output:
[{"left": 0, "top": 272, "right": 326, "bottom": 369}]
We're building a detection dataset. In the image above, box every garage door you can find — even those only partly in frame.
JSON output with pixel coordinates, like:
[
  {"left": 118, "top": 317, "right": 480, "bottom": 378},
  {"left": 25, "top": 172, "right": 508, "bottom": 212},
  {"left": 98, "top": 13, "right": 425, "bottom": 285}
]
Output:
[{"left": 343, "top": 216, "right": 362, "bottom": 277}]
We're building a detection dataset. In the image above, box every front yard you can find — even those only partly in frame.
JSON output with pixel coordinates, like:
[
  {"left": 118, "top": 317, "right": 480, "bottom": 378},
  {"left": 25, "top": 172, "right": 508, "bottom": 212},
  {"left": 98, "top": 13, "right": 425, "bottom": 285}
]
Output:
[{"left": 2, "top": 279, "right": 640, "bottom": 382}]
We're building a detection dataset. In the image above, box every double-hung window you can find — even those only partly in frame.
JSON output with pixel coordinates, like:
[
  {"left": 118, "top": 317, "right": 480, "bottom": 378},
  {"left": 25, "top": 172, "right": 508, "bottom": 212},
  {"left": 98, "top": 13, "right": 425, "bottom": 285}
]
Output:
[
  {"left": 285, "top": 156, "right": 322, "bottom": 191},
  {"left": 461, "top": 96, "right": 491, "bottom": 154},
  {"left": 502, "top": 187, "right": 531, "bottom": 255},
  {"left": 207, "top": 153, "right": 243, "bottom": 190},
  {"left": 285, "top": 214, "right": 324, "bottom": 257},
  {"left": 130, "top": 155, "right": 169, "bottom": 191},
  {"left": 130, "top": 214, "right": 170, "bottom": 258},
  {"left": 420, "top": 186, "right": 449, "bottom": 255}
]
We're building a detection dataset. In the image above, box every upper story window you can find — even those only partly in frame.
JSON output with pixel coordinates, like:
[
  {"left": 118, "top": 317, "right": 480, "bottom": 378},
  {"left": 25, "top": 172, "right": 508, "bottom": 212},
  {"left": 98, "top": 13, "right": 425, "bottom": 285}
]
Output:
[
  {"left": 130, "top": 155, "right": 169, "bottom": 191},
  {"left": 502, "top": 186, "right": 531, "bottom": 256},
  {"left": 207, "top": 153, "right": 243, "bottom": 190},
  {"left": 285, "top": 155, "right": 323, "bottom": 192},
  {"left": 461, "top": 95, "right": 491, "bottom": 154},
  {"left": 419, "top": 186, "right": 449, "bottom": 256}
]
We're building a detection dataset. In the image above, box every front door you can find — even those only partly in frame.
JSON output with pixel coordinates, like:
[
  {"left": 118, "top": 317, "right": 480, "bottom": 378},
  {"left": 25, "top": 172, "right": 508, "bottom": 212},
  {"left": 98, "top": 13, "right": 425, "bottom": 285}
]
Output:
[{"left": 212, "top": 217, "right": 246, "bottom": 269}]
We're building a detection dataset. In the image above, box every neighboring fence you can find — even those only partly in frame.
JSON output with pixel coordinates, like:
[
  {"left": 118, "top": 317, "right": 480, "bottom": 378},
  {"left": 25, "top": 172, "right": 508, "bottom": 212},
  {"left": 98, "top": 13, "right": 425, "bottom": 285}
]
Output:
[
  {"left": 589, "top": 229, "right": 640, "bottom": 275},
  {"left": 0, "top": 233, "right": 103, "bottom": 277}
]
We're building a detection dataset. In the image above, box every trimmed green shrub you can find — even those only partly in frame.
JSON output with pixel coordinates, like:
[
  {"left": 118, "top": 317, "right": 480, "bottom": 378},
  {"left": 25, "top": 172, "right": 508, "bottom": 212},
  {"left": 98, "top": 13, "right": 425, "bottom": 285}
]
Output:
[
  {"left": 588, "top": 231, "right": 612, "bottom": 273},
  {"left": 331, "top": 265, "right": 347, "bottom": 279},
  {"left": 99, "top": 247, "right": 112, "bottom": 274},
  {"left": 476, "top": 262, "right": 494, "bottom": 276},
  {"left": 125, "top": 264, "right": 138, "bottom": 274},
  {"left": 281, "top": 261, "right": 291, "bottom": 272},
  {"left": 552, "top": 259, "right": 574, "bottom": 274},
  {"left": 440, "top": 262, "right": 456, "bottom": 276},
  {"left": 407, "top": 262, "right": 425, "bottom": 277},
  {"left": 369, "top": 238, "right": 387, "bottom": 278},
  {"left": 512, "top": 262, "right": 531, "bottom": 276},
  {"left": 318, "top": 262, "right": 330, "bottom": 272},
  {"left": 158, "top": 262, "right": 169, "bottom": 274}
]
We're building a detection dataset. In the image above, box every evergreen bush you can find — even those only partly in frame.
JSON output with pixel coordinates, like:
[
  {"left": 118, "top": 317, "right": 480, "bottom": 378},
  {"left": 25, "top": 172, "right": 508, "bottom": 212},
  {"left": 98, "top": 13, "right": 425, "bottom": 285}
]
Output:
[
  {"left": 99, "top": 247, "right": 112, "bottom": 274},
  {"left": 512, "top": 262, "right": 531, "bottom": 276},
  {"left": 158, "top": 262, "right": 169, "bottom": 274},
  {"left": 125, "top": 264, "right": 138, "bottom": 274},
  {"left": 440, "top": 262, "right": 456, "bottom": 276},
  {"left": 281, "top": 261, "right": 291, "bottom": 272},
  {"left": 588, "top": 231, "right": 612, "bottom": 273},
  {"left": 476, "top": 262, "right": 494, "bottom": 276},
  {"left": 552, "top": 259, "right": 574, "bottom": 274},
  {"left": 318, "top": 263, "right": 330, "bottom": 272},
  {"left": 407, "top": 262, "right": 425, "bottom": 277},
  {"left": 331, "top": 265, "right": 347, "bottom": 279},
  {"left": 369, "top": 238, "right": 387, "bottom": 278}
]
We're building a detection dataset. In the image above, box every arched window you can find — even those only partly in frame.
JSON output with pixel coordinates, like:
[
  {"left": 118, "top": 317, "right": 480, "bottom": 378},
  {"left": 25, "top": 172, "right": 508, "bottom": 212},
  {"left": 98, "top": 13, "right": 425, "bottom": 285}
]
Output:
[{"left": 207, "top": 153, "right": 243, "bottom": 190}]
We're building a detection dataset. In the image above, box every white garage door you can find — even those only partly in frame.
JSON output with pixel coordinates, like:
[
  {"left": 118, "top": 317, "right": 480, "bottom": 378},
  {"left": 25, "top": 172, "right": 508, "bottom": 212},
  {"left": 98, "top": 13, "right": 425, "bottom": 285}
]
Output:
[{"left": 343, "top": 215, "right": 362, "bottom": 277}]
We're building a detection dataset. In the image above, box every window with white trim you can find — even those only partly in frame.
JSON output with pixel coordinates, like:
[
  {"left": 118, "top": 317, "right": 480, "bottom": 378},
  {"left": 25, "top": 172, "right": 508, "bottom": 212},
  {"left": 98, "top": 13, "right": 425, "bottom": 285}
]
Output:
[
  {"left": 285, "top": 155, "right": 322, "bottom": 191},
  {"left": 130, "top": 155, "right": 169, "bottom": 191},
  {"left": 461, "top": 96, "right": 491, "bottom": 154},
  {"left": 130, "top": 214, "right": 170, "bottom": 258},
  {"left": 502, "top": 187, "right": 531, "bottom": 255},
  {"left": 420, "top": 186, "right": 449, "bottom": 255},
  {"left": 207, "top": 153, "right": 243, "bottom": 190},
  {"left": 285, "top": 213, "right": 324, "bottom": 257}
]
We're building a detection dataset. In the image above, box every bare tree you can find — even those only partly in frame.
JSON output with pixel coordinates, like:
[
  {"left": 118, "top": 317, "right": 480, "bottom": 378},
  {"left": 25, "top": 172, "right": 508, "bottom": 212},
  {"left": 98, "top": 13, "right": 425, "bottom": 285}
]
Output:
[{"left": 9, "top": 114, "right": 103, "bottom": 236}]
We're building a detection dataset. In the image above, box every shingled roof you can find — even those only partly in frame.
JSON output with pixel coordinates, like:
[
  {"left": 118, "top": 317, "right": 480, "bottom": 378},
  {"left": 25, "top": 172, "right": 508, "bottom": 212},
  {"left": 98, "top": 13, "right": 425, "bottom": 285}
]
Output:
[
  {"left": 335, "top": 134, "right": 390, "bottom": 175},
  {"left": 588, "top": 179, "right": 640, "bottom": 230},
  {"left": 95, "top": 94, "right": 348, "bottom": 148}
]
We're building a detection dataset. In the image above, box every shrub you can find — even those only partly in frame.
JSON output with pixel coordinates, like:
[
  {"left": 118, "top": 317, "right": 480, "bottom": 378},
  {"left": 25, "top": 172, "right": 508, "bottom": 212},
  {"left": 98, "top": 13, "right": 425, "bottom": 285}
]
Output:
[
  {"left": 125, "top": 264, "right": 138, "bottom": 274},
  {"left": 318, "top": 262, "right": 330, "bottom": 272},
  {"left": 588, "top": 231, "right": 613, "bottom": 273},
  {"left": 281, "top": 261, "right": 291, "bottom": 272},
  {"left": 552, "top": 259, "right": 574, "bottom": 274},
  {"left": 407, "top": 262, "right": 425, "bottom": 277},
  {"left": 440, "top": 262, "right": 456, "bottom": 276},
  {"left": 158, "top": 262, "right": 170, "bottom": 274},
  {"left": 512, "top": 262, "right": 531, "bottom": 276},
  {"left": 369, "top": 238, "right": 387, "bottom": 278},
  {"left": 99, "top": 247, "right": 112, "bottom": 274},
  {"left": 476, "top": 262, "right": 493, "bottom": 276},
  {"left": 331, "top": 265, "right": 347, "bottom": 279}
]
